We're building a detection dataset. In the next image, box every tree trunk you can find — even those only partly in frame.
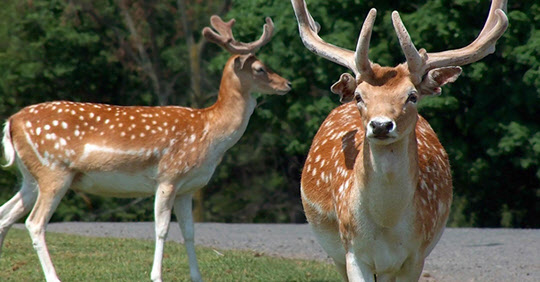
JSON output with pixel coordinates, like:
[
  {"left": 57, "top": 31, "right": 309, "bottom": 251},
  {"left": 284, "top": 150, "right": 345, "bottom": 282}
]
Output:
[{"left": 177, "top": 0, "right": 231, "bottom": 222}]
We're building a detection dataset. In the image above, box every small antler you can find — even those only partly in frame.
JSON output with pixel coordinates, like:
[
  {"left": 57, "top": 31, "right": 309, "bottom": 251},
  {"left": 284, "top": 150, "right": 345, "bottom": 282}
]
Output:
[
  {"left": 291, "top": 0, "right": 376, "bottom": 82},
  {"left": 202, "top": 15, "right": 274, "bottom": 54},
  {"left": 393, "top": 0, "right": 508, "bottom": 83}
]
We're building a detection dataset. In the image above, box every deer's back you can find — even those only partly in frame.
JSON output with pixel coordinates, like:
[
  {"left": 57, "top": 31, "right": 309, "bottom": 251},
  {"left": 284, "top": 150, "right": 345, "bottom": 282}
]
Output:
[{"left": 8, "top": 101, "right": 219, "bottom": 195}]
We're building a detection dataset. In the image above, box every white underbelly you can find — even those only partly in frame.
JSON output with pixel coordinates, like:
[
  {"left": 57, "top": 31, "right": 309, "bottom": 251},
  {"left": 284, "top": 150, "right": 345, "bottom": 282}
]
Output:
[
  {"left": 70, "top": 156, "right": 221, "bottom": 197},
  {"left": 72, "top": 167, "right": 158, "bottom": 198},
  {"left": 355, "top": 236, "right": 412, "bottom": 274},
  {"left": 354, "top": 217, "right": 420, "bottom": 274},
  {"left": 311, "top": 214, "right": 419, "bottom": 275}
]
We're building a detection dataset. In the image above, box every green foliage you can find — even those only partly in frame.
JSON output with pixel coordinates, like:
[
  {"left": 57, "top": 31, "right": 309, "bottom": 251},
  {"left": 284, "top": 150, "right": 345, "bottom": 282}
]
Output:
[
  {"left": 205, "top": 0, "right": 540, "bottom": 227},
  {"left": 0, "top": 0, "right": 538, "bottom": 227}
]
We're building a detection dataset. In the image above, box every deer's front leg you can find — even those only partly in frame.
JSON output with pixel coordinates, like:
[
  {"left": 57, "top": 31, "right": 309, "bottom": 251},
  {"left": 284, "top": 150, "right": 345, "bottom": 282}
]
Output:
[
  {"left": 174, "top": 193, "right": 202, "bottom": 282},
  {"left": 150, "top": 182, "right": 177, "bottom": 282},
  {"left": 346, "top": 251, "right": 375, "bottom": 282},
  {"left": 394, "top": 256, "right": 425, "bottom": 282}
]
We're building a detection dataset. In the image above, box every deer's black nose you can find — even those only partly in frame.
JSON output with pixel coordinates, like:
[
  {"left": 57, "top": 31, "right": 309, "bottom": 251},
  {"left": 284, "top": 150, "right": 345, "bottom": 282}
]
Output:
[{"left": 369, "top": 120, "right": 395, "bottom": 135}]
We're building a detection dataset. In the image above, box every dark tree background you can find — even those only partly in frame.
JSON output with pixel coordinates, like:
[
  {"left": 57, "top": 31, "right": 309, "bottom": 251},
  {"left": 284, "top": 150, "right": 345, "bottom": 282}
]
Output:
[{"left": 0, "top": 0, "right": 538, "bottom": 227}]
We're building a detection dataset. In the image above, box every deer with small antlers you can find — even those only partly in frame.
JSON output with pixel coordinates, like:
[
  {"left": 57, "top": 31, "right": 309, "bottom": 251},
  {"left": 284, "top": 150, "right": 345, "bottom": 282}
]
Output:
[
  {"left": 291, "top": 0, "right": 507, "bottom": 281},
  {"left": 0, "top": 15, "right": 290, "bottom": 282}
]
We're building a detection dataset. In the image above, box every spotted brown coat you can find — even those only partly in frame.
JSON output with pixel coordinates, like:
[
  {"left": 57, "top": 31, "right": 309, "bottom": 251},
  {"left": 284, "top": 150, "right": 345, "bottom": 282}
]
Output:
[
  {"left": 0, "top": 15, "right": 291, "bottom": 282},
  {"left": 292, "top": 0, "right": 507, "bottom": 280}
]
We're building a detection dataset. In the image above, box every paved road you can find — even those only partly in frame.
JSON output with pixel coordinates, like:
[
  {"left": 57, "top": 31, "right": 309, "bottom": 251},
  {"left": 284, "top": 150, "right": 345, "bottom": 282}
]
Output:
[{"left": 14, "top": 222, "right": 540, "bottom": 281}]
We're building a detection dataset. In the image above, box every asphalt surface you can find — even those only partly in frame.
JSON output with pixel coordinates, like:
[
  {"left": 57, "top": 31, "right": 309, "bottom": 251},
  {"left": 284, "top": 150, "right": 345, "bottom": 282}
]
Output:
[{"left": 13, "top": 222, "right": 540, "bottom": 281}]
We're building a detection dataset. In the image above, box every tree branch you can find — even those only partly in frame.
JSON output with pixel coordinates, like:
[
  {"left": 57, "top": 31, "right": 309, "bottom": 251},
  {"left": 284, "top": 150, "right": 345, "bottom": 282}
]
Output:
[{"left": 117, "top": 0, "right": 162, "bottom": 103}]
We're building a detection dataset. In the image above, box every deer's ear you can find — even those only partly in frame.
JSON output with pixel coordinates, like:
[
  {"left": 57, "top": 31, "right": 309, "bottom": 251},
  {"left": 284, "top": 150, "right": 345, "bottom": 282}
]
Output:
[
  {"left": 418, "top": 67, "right": 462, "bottom": 96},
  {"left": 331, "top": 73, "right": 357, "bottom": 103},
  {"left": 234, "top": 54, "right": 256, "bottom": 70}
]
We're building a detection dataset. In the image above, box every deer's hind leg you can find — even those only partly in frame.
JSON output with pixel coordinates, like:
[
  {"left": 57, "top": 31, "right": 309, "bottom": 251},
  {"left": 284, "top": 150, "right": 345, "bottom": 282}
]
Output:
[
  {"left": 25, "top": 169, "right": 74, "bottom": 282},
  {"left": 0, "top": 161, "right": 38, "bottom": 255}
]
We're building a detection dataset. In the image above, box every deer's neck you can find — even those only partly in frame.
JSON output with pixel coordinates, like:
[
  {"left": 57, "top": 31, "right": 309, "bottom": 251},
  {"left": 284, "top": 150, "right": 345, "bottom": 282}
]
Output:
[
  {"left": 204, "top": 68, "right": 256, "bottom": 150},
  {"left": 359, "top": 131, "right": 419, "bottom": 228}
]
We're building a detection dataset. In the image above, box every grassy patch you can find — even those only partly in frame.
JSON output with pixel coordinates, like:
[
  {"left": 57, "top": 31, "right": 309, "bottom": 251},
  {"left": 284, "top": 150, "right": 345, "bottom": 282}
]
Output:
[{"left": 1, "top": 228, "right": 340, "bottom": 281}]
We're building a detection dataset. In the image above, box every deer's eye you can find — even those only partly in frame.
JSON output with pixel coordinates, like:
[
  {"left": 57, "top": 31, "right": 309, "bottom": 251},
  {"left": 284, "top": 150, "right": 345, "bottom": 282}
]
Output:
[
  {"left": 354, "top": 91, "right": 366, "bottom": 107},
  {"left": 407, "top": 90, "right": 418, "bottom": 104},
  {"left": 254, "top": 66, "right": 266, "bottom": 74},
  {"left": 355, "top": 92, "right": 365, "bottom": 106}
]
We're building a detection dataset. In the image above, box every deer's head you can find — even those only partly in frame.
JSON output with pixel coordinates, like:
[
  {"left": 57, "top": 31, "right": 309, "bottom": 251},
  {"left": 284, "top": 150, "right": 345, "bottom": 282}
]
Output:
[
  {"left": 203, "top": 16, "right": 292, "bottom": 95},
  {"left": 292, "top": 0, "right": 507, "bottom": 145}
]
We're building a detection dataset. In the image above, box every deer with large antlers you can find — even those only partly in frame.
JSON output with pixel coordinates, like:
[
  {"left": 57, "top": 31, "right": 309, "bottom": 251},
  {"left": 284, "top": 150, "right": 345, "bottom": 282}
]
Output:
[
  {"left": 292, "top": 0, "right": 507, "bottom": 281},
  {"left": 0, "top": 15, "right": 290, "bottom": 282}
]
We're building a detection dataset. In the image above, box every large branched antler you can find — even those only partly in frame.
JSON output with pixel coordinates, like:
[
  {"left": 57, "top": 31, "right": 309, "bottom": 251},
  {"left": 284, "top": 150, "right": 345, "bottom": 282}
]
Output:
[
  {"left": 290, "top": 0, "right": 377, "bottom": 82},
  {"left": 202, "top": 15, "right": 274, "bottom": 54},
  {"left": 393, "top": 0, "right": 508, "bottom": 83},
  {"left": 291, "top": 0, "right": 508, "bottom": 86}
]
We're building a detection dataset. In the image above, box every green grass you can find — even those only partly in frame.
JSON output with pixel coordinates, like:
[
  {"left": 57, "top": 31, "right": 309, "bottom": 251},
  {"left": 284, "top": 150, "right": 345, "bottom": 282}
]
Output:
[{"left": 1, "top": 228, "right": 340, "bottom": 281}]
